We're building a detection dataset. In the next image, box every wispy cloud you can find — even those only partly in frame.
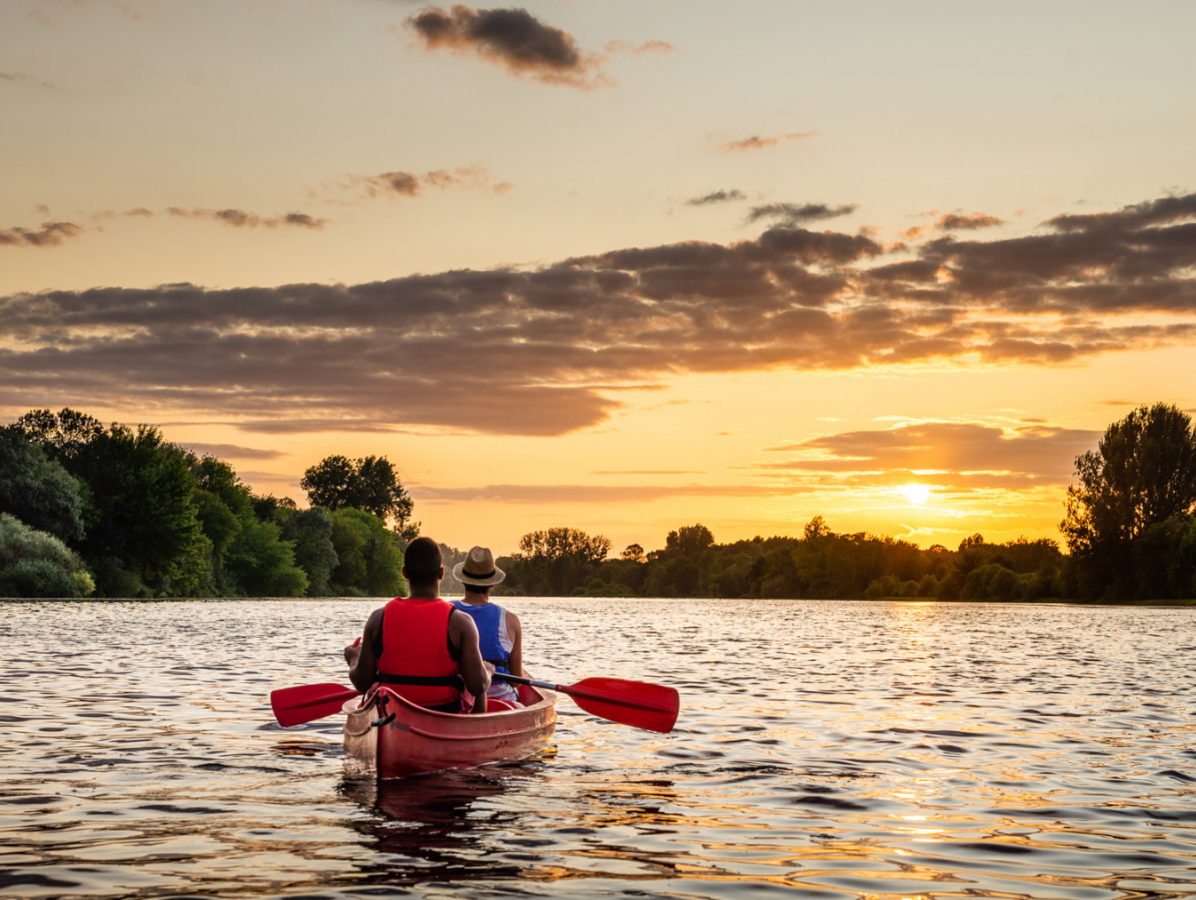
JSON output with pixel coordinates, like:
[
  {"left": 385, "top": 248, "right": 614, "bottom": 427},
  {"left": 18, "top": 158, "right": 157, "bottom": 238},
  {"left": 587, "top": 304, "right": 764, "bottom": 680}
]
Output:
[
  {"left": 746, "top": 202, "right": 857, "bottom": 226},
  {"left": 718, "top": 131, "right": 817, "bottom": 152},
  {"left": 2, "top": 192, "right": 1194, "bottom": 436},
  {"left": 165, "top": 208, "right": 326, "bottom": 229},
  {"left": 937, "top": 212, "right": 1003, "bottom": 231},
  {"left": 340, "top": 165, "right": 498, "bottom": 200},
  {"left": 0, "top": 71, "right": 56, "bottom": 89},
  {"left": 685, "top": 189, "right": 746, "bottom": 207},
  {"left": 0, "top": 221, "right": 83, "bottom": 248},
  {"left": 180, "top": 442, "right": 286, "bottom": 461}
]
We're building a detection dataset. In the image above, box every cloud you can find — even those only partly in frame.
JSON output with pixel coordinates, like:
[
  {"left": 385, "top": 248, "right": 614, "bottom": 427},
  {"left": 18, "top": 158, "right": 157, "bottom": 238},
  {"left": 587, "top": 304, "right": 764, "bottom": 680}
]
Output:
[
  {"left": 759, "top": 421, "right": 1099, "bottom": 486},
  {"left": 937, "top": 212, "right": 1003, "bottom": 231},
  {"left": 1, "top": 192, "right": 1194, "bottom": 436},
  {"left": 0, "top": 71, "right": 55, "bottom": 89},
  {"left": 343, "top": 165, "right": 492, "bottom": 200},
  {"left": 685, "top": 189, "right": 746, "bottom": 207},
  {"left": 747, "top": 202, "right": 857, "bottom": 226},
  {"left": 718, "top": 132, "right": 817, "bottom": 152},
  {"left": 0, "top": 221, "right": 83, "bottom": 247},
  {"left": 603, "top": 39, "right": 674, "bottom": 56},
  {"left": 165, "top": 208, "right": 326, "bottom": 229},
  {"left": 406, "top": 5, "right": 606, "bottom": 88},
  {"left": 414, "top": 482, "right": 797, "bottom": 504},
  {"left": 180, "top": 443, "right": 286, "bottom": 461}
]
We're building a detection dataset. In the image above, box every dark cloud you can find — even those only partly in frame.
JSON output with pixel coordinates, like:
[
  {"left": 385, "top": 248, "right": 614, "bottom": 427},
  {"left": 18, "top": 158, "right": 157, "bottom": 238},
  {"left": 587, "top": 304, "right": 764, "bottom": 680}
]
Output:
[
  {"left": 166, "top": 208, "right": 326, "bottom": 229},
  {"left": 0, "top": 221, "right": 83, "bottom": 247},
  {"left": 406, "top": 5, "right": 604, "bottom": 88},
  {"left": 1, "top": 192, "right": 1194, "bottom": 436},
  {"left": 760, "top": 422, "right": 1099, "bottom": 485},
  {"left": 686, "top": 189, "right": 746, "bottom": 207},
  {"left": 747, "top": 202, "right": 857, "bottom": 226},
  {"left": 718, "top": 132, "right": 817, "bottom": 152},
  {"left": 937, "top": 212, "right": 1003, "bottom": 231},
  {"left": 180, "top": 443, "right": 286, "bottom": 460}
]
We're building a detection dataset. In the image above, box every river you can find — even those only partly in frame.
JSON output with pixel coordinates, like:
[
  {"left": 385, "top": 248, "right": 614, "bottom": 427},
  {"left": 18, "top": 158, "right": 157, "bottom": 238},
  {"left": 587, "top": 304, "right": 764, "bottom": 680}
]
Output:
[{"left": 1, "top": 598, "right": 1194, "bottom": 898}]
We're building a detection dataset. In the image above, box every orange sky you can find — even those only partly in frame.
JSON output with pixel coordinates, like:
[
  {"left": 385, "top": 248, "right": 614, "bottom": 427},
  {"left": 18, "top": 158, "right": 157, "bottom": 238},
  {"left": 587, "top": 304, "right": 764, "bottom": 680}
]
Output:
[{"left": 3, "top": 1, "right": 1195, "bottom": 556}]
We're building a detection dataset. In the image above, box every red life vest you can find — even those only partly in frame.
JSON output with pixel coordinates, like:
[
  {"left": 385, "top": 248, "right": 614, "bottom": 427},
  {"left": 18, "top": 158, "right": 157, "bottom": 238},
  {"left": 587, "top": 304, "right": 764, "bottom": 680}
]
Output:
[{"left": 376, "top": 597, "right": 462, "bottom": 708}]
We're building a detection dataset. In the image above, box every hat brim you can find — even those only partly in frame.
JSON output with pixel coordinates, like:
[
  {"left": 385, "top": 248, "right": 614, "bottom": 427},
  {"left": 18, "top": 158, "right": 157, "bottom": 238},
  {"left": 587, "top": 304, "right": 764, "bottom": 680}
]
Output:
[{"left": 452, "top": 561, "right": 506, "bottom": 587}]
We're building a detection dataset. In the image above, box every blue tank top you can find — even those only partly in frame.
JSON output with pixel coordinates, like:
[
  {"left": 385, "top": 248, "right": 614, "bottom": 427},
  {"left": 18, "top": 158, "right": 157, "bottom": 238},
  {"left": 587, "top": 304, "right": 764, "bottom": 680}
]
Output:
[{"left": 450, "top": 600, "right": 511, "bottom": 675}]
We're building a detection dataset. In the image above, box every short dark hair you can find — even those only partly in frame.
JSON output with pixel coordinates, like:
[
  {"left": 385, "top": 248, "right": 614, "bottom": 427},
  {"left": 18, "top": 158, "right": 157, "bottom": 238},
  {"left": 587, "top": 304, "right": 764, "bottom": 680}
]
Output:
[{"left": 404, "top": 537, "right": 442, "bottom": 586}]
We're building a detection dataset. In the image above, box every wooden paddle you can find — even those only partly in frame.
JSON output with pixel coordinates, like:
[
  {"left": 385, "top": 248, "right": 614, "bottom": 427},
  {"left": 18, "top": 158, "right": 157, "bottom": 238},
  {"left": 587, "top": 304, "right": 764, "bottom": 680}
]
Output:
[{"left": 270, "top": 674, "right": 679, "bottom": 733}]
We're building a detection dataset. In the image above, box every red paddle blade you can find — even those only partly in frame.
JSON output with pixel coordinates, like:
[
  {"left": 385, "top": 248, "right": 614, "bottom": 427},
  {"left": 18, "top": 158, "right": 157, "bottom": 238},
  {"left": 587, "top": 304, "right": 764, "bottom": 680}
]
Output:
[
  {"left": 270, "top": 683, "right": 360, "bottom": 727},
  {"left": 560, "top": 677, "right": 679, "bottom": 734}
]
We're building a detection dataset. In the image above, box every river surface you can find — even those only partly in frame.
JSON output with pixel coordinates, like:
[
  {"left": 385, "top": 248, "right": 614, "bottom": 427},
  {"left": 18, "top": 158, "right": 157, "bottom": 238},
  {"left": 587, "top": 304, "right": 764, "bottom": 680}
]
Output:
[{"left": 1, "top": 598, "right": 1195, "bottom": 899}]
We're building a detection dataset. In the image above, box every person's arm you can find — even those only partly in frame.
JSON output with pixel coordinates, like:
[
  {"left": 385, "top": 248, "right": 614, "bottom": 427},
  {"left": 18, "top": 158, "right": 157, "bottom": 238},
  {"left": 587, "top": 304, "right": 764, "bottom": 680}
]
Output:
[
  {"left": 344, "top": 608, "right": 384, "bottom": 693},
  {"left": 506, "top": 609, "right": 524, "bottom": 678},
  {"left": 449, "top": 611, "right": 490, "bottom": 713}
]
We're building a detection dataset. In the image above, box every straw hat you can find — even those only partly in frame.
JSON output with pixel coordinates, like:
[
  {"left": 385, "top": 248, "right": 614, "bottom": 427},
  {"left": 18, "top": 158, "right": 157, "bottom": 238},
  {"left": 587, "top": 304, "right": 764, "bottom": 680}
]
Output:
[{"left": 453, "top": 545, "right": 506, "bottom": 587}]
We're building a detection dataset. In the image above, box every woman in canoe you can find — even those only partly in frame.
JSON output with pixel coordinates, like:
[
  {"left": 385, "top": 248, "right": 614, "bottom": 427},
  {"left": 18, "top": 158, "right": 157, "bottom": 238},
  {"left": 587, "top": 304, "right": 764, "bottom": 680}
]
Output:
[
  {"left": 343, "top": 537, "right": 492, "bottom": 713},
  {"left": 450, "top": 546, "right": 525, "bottom": 709}
]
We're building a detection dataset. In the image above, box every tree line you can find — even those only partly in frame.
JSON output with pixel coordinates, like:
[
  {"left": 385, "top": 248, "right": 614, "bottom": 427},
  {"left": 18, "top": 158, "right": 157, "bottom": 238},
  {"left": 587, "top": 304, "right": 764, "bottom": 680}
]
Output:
[
  {"left": 496, "top": 403, "right": 1196, "bottom": 602},
  {"left": 0, "top": 409, "right": 415, "bottom": 598},
  {"left": 3, "top": 403, "right": 1196, "bottom": 601}
]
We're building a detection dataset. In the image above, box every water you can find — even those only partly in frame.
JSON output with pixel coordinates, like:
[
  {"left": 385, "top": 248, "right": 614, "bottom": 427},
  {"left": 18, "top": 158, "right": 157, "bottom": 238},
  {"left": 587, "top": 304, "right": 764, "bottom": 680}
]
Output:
[{"left": 1, "top": 599, "right": 1195, "bottom": 899}]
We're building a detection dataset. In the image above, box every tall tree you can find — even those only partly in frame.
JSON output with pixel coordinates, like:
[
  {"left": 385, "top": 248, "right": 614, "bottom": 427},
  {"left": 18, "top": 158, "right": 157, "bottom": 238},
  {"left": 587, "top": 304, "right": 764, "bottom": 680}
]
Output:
[
  {"left": 1061, "top": 403, "right": 1196, "bottom": 598},
  {"left": 300, "top": 454, "right": 416, "bottom": 536}
]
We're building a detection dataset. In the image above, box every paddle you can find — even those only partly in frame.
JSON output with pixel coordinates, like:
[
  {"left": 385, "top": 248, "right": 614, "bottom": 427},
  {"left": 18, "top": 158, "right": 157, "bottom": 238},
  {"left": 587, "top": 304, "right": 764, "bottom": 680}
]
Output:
[
  {"left": 271, "top": 675, "right": 679, "bottom": 733},
  {"left": 271, "top": 683, "right": 360, "bottom": 728},
  {"left": 493, "top": 673, "right": 679, "bottom": 734}
]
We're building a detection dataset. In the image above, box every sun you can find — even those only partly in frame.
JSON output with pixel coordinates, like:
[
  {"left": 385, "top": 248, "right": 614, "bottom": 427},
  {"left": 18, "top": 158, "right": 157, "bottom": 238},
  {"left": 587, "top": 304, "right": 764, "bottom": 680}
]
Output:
[{"left": 900, "top": 483, "right": 931, "bottom": 504}]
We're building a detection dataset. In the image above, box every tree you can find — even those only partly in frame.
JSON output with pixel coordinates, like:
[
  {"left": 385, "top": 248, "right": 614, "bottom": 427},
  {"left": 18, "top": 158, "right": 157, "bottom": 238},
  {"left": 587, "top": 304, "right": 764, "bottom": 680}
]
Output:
[
  {"left": 665, "top": 524, "right": 715, "bottom": 557},
  {"left": 0, "top": 513, "right": 94, "bottom": 598},
  {"left": 0, "top": 427, "right": 86, "bottom": 542},
  {"left": 300, "top": 455, "right": 416, "bottom": 535},
  {"left": 621, "top": 543, "right": 645, "bottom": 563},
  {"left": 21, "top": 412, "right": 210, "bottom": 596},
  {"left": 518, "top": 527, "right": 611, "bottom": 564},
  {"left": 1062, "top": 403, "right": 1196, "bottom": 599},
  {"left": 329, "top": 508, "right": 405, "bottom": 597},
  {"left": 14, "top": 408, "right": 104, "bottom": 462},
  {"left": 280, "top": 507, "right": 339, "bottom": 596}
]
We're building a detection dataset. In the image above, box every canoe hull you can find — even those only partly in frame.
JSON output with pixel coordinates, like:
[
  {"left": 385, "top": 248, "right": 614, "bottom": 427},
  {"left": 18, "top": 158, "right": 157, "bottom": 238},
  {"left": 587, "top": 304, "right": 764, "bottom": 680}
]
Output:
[{"left": 343, "top": 684, "right": 557, "bottom": 779}]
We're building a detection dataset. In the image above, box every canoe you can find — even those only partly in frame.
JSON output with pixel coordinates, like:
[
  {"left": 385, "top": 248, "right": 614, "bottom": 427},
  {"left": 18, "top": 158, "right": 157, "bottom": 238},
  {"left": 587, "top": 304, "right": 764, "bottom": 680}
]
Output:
[{"left": 342, "top": 683, "right": 557, "bottom": 779}]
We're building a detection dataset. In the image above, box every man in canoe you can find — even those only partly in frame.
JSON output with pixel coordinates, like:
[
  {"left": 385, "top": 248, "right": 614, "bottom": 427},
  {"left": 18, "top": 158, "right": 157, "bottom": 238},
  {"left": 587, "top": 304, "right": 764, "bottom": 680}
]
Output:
[
  {"left": 343, "top": 537, "right": 491, "bottom": 713},
  {"left": 450, "top": 546, "right": 525, "bottom": 708}
]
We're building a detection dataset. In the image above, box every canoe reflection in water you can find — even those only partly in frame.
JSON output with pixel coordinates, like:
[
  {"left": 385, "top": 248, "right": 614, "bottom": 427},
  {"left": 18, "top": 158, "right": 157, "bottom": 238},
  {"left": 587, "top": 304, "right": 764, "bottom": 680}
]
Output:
[{"left": 339, "top": 764, "right": 550, "bottom": 885}]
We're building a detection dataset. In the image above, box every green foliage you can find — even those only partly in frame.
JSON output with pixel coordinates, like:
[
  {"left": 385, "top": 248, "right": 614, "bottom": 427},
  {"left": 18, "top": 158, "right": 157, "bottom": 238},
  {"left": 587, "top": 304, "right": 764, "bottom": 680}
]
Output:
[
  {"left": 1062, "top": 403, "right": 1196, "bottom": 600},
  {"left": 301, "top": 455, "right": 416, "bottom": 537},
  {"left": 0, "top": 426, "right": 86, "bottom": 542},
  {"left": 23, "top": 417, "right": 209, "bottom": 596},
  {"left": 0, "top": 513, "right": 94, "bottom": 598},
  {"left": 280, "top": 507, "right": 339, "bottom": 596},
  {"left": 509, "top": 527, "right": 612, "bottom": 596},
  {"left": 328, "top": 508, "right": 405, "bottom": 597},
  {"left": 224, "top": 517, "right": 308, "bottom": 597}
]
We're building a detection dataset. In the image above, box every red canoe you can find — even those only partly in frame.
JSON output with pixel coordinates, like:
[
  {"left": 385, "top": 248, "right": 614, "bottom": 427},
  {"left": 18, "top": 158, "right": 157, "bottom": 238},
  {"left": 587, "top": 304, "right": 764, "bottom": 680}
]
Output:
[{"left": 342, "top": 683, "right": 557, "bottom": 779}]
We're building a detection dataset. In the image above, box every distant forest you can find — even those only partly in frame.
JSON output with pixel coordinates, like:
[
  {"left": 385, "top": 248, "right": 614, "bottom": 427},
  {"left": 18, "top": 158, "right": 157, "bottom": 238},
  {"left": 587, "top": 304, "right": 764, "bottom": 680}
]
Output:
[{"left": 3, "top": 404, "right": 1196, "bottom": 602}]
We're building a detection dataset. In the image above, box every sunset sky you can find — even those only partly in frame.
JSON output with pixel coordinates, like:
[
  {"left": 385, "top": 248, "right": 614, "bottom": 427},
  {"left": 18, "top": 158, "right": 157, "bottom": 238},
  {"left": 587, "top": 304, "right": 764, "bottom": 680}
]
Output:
[{"left": 3, "top": 0, "right": 1195, "bottom": 556}]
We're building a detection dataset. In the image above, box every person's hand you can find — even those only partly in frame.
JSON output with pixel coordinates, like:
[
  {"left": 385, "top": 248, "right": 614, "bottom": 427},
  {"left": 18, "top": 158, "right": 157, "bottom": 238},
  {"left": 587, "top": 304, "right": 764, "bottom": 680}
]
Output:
[{"left": 344, "top": 635, "right": 362, "bottom": 666}]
